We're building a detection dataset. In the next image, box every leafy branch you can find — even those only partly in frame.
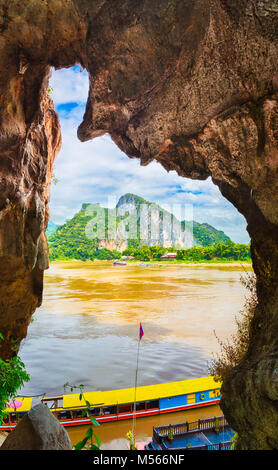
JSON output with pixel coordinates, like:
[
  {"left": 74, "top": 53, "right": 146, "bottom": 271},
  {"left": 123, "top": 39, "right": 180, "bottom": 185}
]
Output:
[
  {"left": 126, "top": 430, "right": 135, "bottom": 450},
  {"left": 208, "top": 272, "right": 257, "bottom": 382},
  {"left": 0, "top": 333, "right": 30, "bottom": 424},
  {"left": 63, "top": 383, "right": 101, "bottom": 450}
]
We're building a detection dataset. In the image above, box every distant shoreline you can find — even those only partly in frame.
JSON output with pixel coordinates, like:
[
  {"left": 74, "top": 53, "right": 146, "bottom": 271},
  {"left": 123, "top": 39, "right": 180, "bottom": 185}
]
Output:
[
  {"left": 49, "top": 259, "right": 252, "bottom": 268},
  {"left": 127, "top": 260, "right": 252, "bottom": 267}
]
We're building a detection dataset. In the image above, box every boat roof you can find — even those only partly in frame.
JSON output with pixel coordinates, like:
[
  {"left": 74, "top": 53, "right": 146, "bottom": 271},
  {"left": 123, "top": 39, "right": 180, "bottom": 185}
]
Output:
[
  {"left": 61, "top": 376, "right": 220, "bottom": 410},
  {"left": 5, "top": 397, "right": 33, "bottom": 413}
]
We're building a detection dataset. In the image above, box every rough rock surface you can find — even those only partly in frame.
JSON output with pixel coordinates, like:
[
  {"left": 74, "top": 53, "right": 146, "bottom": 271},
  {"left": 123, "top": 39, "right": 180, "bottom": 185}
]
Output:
[
  {"left": 0, "top": 432, "right": 7, "bottom": 446},
  {"left": 0, "top": 0, "right": 278, "bottom": 449},
  {"left": 0, "top": 404, "right": 72, "bottom": 450}
]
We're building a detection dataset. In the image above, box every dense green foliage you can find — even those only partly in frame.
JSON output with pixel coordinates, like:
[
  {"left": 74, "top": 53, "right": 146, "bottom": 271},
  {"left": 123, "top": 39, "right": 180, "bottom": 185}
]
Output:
[
  {"left": 0, "top": 333, "right": 30, "bottom": 424},
  {"left": 122, "top": 245, "right": 168, "bottom": 261},
  {"left": 176, "top": 241, "right": 251, "bottom": 262},
  {"left": 48, "top": 207, "right": 121, "bottom": 261},
  {"left": 182, "top": 221, "right": 231, "bottom": 246},
  {"left": 122, "top": 241, "right": 251, "bottom": 262}
]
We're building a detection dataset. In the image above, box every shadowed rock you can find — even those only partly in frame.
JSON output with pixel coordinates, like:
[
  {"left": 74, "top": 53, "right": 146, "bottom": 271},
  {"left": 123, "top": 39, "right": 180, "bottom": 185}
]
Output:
[{"left": 0, "top": 404, "right": 72, "bottom": 450}]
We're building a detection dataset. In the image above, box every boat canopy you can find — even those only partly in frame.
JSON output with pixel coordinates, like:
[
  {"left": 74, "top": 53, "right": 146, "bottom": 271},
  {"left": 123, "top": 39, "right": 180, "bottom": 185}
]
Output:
[
  {"left": 61, "top": 376, "right": 220, "bottom": 410},
  {"left": 5, "top": 397, "right": 33, "bottom": 413}
]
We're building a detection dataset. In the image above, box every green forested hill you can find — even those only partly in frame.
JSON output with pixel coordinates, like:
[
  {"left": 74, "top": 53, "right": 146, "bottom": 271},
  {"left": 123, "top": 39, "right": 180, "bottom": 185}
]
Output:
[
  {"left": 47, "top": 204, "right": 121, "bottom": 261},
  {"left": 47, "top": 194, "right": 239, "bottom": 261},
  {"left": 182, "top": 221, "right": 231, "bottom": 246}
]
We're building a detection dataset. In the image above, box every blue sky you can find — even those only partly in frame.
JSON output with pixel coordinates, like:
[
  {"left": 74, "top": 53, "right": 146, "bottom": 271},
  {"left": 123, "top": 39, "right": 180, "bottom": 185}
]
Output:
[{"left": 48, "top": 66, "right": 250, "bottom": 243}]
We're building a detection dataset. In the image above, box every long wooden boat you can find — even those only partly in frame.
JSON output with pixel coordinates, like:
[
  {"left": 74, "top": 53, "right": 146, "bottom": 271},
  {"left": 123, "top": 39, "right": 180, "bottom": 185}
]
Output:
[{"left": 0, "top": 376, "right": 221, "bottom": 431}]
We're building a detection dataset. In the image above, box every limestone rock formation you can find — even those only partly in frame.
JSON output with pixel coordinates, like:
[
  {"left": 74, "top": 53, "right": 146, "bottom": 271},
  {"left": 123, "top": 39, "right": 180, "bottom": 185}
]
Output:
[
  {"left": 115, "top": 193, "right": 195, "bottom": 248},
  {"left": 0, "top": 404, "right": 72, "bottom": 450},
  {"left": 0, "top": 0, "right": 278, "bottom": 449}
]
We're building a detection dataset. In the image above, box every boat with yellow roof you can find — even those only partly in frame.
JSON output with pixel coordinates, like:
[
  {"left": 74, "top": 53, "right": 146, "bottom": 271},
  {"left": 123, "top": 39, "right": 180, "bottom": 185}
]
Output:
[
  {"left": 0, "top": 376, "right": 221, "bottom": 430},
  {"left": 0, "top": 397, "right": 33, "bottom": 431}
]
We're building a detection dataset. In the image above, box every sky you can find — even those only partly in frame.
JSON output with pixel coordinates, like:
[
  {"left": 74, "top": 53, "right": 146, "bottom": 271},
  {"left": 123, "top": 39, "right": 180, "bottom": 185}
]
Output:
[{"left": 48, "top": 66, "right": 250, "bottom": 243}]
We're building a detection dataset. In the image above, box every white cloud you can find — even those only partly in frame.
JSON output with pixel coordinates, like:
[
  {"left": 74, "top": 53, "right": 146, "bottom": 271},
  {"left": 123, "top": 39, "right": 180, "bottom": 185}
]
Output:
[
  {"left": 49, "top": 67, "right": 89, "bottom": 106},
  {"left": 48, "top": 68, "right": 250, "bottom": 244}
]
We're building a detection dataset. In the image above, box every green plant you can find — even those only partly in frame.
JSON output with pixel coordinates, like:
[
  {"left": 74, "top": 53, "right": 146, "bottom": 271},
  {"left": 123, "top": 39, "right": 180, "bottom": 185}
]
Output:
[
  {"left": 213, "top": 417, "right": 221, "bottom": 434},
  {"left": 126, "top": 430, "right": 135, "bottom": 450},
  {"left": 51, "top": 174, "right": 58, "bottom": 186},
  {"left": 0, "top": 333, "right": 30, "bottom": 424},
  {"left": 63, "top": 383, "right": 101, "bottom": 450},
  {"left": 168, "top": 425, "right": 174, "bottom": 440},
  {"left": 208, "top": 272, "right": 257, "bottom": 382},
  {"left": 230, "top": 432, "right": 238, "bottom": 450}
]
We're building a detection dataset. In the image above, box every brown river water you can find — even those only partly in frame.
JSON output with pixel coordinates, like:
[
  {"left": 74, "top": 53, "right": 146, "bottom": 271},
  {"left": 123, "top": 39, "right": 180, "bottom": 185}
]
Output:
[{"left": 18, "top": 260, "right": 252, "bottom": 449}]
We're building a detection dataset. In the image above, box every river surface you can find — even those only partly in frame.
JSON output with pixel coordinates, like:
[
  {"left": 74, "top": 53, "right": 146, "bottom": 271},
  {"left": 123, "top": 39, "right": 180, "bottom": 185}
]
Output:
[{"left": 18, "top": 260, "right": 251, "bottom": 448}]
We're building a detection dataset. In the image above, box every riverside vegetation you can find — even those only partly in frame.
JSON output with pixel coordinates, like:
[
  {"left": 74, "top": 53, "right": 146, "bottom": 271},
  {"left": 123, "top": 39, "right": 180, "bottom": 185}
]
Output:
[
  {"left": 48, "top": 235, "right": 251, "bottom": 263},
  {"left": 208, "top": 272, "right": 257, "bottom": 449},
  {"left": 0, "top": 333, "right": 30, "bottom": 426},
  {"left": 209, "top": 271, "right": 257, "bottom": 383},
  {"left": 123, "top": 241, "right": 251, "bottom": 263}
]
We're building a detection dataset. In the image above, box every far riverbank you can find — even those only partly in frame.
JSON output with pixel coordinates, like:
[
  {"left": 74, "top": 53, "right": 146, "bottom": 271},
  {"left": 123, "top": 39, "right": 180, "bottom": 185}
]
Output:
[
  {"left": 49, "top": 259, "right": 252, "bottom": 268},
  {"left": 119, "top": 260, "right": 251, "bottom": 267}
]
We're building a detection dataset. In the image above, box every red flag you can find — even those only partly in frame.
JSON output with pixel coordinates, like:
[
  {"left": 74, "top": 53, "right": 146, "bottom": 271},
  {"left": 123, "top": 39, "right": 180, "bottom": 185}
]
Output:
[{"left": 139, "top": 323, "right": 144, "bottom": 340}]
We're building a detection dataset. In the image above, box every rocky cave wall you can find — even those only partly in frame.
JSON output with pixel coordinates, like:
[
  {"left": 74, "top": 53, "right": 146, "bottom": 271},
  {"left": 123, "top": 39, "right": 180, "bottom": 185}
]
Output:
[{"left": 0, "top": 0, "right": 278, "bottom": 449}]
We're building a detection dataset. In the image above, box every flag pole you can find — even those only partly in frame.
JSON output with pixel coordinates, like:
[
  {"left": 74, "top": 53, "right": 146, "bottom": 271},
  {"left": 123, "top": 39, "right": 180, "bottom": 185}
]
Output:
[{"left": 131, "top": 324, "right": 143, "bottom": 448}]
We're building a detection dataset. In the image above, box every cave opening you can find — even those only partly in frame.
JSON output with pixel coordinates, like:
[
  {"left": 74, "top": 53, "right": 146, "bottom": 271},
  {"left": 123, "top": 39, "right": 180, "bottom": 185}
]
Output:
[
  {"left": 48, "top": 66, "right": 250, "bottom": 242},
  {"left": 14, "top": 67, "right": 252, "bottom": 449}
]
